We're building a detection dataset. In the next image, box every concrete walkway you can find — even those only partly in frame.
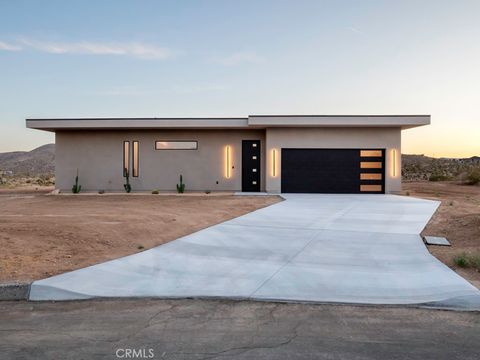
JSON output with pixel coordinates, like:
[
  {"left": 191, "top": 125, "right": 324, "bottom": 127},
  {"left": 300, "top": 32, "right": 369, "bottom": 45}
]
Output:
[{"left": 29, "top": 194, "right": 480, "bottom": 309}]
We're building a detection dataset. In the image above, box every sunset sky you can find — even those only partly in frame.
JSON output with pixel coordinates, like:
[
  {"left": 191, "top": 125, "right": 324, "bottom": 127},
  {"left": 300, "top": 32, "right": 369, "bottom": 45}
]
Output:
[{"left": 0, "top": 0, "right": 479, "bottom": 157}]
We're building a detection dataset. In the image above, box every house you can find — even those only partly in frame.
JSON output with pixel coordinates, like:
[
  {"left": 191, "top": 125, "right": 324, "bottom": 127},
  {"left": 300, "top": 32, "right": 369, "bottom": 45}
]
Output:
[{"left": 26, "top": 115, "right": 430, "bottom": 193}]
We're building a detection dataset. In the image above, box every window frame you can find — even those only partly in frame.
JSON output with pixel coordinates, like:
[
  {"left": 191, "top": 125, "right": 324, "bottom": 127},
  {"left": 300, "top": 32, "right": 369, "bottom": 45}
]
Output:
[{"left": 154, "top": 140, "right": 198, "bottom": 151}]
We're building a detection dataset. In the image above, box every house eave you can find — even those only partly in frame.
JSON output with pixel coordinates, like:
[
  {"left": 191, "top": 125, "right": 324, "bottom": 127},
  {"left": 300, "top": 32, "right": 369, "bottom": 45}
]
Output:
[{"left": 26, "top": 115, "right": 430, "bottom": 131}]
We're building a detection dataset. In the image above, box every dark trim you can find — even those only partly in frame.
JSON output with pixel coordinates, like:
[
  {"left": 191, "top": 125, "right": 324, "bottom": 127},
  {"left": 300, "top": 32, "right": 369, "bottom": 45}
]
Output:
[
  {"left": 132, "top": 140, "right": 139, "bottom": 178},
  {"left": 154, "top": 140, "right": 198, "bottom": 150}
]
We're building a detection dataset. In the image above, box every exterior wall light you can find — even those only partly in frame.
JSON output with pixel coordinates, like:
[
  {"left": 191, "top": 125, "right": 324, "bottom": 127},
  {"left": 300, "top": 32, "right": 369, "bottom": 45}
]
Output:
[
  {"left": 392, "top": 149, "right": 397, "bottom": 177},
  {"left": 271, "top": 149, "right": 278, "bottom": 177},
  {"left": 225, "top": 145, "right": 232, "bottom": 179}
]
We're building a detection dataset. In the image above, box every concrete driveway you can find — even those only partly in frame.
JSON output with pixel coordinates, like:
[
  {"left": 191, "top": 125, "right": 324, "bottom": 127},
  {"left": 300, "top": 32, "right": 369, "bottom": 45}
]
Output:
[{"left": 30, "top": 194, "right": 480, "bottom": 309}]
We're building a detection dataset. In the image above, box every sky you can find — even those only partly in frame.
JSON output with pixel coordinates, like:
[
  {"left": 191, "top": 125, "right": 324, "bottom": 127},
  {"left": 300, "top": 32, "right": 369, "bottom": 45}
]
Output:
[{"left": 0, "top": 0, "right": 479, "bottom": 157}]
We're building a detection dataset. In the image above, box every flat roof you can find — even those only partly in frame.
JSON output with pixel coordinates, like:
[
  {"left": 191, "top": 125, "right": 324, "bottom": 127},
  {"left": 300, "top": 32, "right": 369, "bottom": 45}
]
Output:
[{"left": 26, "top": 115, "right": 430, "bottom": 131}]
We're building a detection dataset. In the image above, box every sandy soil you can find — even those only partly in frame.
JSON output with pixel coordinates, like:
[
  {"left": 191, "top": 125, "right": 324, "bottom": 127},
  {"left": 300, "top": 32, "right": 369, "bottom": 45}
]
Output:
[
  {"left": 402, "top": 181, "right": 480, "bottom": 288},
  {"left": 2, "top": 182, "right": 478, "bottom": 288},
  {"left": 0, "top": 193, "right": 281, "bottom": 282}
]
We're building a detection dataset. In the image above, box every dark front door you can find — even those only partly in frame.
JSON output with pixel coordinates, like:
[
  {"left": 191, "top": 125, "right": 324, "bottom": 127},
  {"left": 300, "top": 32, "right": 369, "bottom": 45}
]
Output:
[
  {"left": 242, "top": 140, "right": 261, "bottom": 192},
  {"left": 281, "top": 148, "right": 385, "bottom": 194}
]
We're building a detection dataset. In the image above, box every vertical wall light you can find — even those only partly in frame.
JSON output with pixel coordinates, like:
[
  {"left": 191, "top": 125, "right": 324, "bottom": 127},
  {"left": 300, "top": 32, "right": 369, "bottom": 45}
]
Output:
[
  {"left": 123, "top": 141, "right": 130, "bottom": 177},
  {"left": 392, "top": 149, "right": 397, "bottom": 177},
  {"left": 132, "top": 141, "right": 139, "bottom": 177},
  {"left": 271, "top": 149, "right": 278, "bottom": 177},
  {"left": 225, "top": 145, "right": 232, "bottom": 179}
]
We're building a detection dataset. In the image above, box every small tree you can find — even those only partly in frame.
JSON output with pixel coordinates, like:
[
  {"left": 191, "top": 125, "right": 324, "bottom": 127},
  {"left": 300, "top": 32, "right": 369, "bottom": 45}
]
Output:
[{"left": 72, "top": 169, "right": 81, "bottom": 193}]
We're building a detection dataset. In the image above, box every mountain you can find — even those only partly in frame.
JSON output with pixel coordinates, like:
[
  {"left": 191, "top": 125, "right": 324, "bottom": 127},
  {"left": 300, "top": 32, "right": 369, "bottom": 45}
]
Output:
[
  {"left": 0, "top": 144, "right": 55, "bottom": 176},
  {"left": 402, "top": 154, "right": 480, "bottom": 181}
]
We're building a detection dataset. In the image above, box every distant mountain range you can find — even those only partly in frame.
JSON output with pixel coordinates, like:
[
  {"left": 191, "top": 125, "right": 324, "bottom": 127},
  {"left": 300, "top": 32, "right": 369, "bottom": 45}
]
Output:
[
  {"left": 0, "top": 144, "right": 478, "bottom": 180},
  {"left": 402, "top": 154, "right": 480, "bottom": 181},
  {"left": 0, "top": 144, "right": 55, "bottom": 176}
]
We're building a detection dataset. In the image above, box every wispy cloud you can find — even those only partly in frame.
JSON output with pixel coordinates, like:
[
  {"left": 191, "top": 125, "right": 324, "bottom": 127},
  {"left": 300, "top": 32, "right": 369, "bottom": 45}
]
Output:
[
  {"left": 1, "top": 37, "right": 174, "bottom": 59},
  {"left": 98, "top": 83, "right": 227, "bottom": 97},
  {"left": 212, "top": 51, "right": 266, "bottom": 66},
  {"left": 347, "top": 27, "right": 364, "bottom": 35},
  {"left": 0, "top": 41, "right": 22, "bottom": 51}
]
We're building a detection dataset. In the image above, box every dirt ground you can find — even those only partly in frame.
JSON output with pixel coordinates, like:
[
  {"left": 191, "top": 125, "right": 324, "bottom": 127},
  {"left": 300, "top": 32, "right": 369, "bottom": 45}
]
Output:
[
  {"left": 0, "top": 192, "right": 280, "bottom": 282},
  {"left": 2, "top": 182, "right": 479, "bottom": 288},
  {"left": 402, "top": 181, "right": 480, "bottom": 287}
]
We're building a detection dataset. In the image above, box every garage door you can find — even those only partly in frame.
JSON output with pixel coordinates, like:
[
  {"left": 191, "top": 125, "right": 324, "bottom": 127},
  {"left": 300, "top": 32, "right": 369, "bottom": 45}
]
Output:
[{"left": 281, "top": 149, "right": 385, "bottom": 193}]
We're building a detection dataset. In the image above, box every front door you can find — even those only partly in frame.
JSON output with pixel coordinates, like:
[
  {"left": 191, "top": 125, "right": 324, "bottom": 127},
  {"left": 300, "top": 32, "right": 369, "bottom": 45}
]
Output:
[{"left": 242, "top": 140, "right": 261, "bottom": 192}]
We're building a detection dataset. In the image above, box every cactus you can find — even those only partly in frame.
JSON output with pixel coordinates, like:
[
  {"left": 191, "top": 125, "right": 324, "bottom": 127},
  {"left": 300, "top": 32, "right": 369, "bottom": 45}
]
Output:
[
  {"left": 72, "top": 169, "right": 81, "bottom": 193},
  {"left": 176, "top": 174, "right": 185, "bottom": 193},
  {"left": 124, "top": 170, "right": 132, "bottom": 193}
]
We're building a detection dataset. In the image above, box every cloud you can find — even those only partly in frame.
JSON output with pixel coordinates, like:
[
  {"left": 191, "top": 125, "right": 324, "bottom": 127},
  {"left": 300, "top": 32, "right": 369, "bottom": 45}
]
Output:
[
  {"left": 15, "top": 38, "right": 174, "bottom": 59},
  {"left": 347, "top": 27, "right": 364, "bottom": 35},
  {"left": 0, "top": 41, "right": 22, "bottom": 51},
  {"left": 212, "top": 51, "right": 266, "bottom": 66}
]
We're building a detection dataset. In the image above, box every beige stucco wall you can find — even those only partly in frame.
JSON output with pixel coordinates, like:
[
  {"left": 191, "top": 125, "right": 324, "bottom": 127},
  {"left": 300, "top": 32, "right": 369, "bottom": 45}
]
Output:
[
  {"left": 264, "top": 127, "right": 402, "bottom": 194},
  {"left": 55, "top": 129, "right": 266, "bottom": 192}
]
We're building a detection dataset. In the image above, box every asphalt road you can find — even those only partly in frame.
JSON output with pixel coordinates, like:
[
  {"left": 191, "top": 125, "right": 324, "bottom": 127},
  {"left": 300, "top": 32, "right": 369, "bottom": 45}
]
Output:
[{"left": 0, "top": 299, "right": 479, "bottom": 360}]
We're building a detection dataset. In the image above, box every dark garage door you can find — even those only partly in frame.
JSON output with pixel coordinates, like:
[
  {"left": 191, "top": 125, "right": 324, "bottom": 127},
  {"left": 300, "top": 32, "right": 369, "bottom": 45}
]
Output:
[{"left": 281, "top": 149, "right": 385, "bottom": 194}]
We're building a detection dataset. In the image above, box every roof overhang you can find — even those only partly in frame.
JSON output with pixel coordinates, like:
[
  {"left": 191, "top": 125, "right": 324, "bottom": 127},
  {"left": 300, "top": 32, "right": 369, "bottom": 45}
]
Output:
[
  {"left": 26, "top": 115, "right": 430, "bottom": 132},
  {"left": 248, "top": 115, "right": 430, "bottom": 130}
]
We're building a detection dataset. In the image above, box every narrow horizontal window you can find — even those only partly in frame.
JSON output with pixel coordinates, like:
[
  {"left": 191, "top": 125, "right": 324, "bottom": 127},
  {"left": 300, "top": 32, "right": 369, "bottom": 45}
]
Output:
[
  {"left": 132, "top": 141, "right": 139, "bottom": 177},
  {"left": 360, "top": 150, "right": 382, "bottom": 157},
  {"left": 360, "top": 185, "right": 382, "bottom": 192},
  {"left": 360, "top": 162, "right": 382, "bottom": 169},
  {"left": 360, "top": 173, "right": 382, "bottom": 180},
  {"left": 155, "top": 141, "right": 198, "bottom": 150}
]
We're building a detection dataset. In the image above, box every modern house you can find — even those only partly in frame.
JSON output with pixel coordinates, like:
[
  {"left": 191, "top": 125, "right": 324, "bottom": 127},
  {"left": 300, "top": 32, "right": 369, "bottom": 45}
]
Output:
[{"left": 26, "top": 115, "right": 430, "bottom": 194}]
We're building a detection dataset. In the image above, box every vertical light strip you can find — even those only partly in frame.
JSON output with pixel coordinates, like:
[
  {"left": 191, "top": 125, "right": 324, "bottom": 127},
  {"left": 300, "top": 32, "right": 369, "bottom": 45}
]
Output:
[
  {"left": 225, "top": 145, "right": 231, "bottom": 179},
  {"left": 123, "top": 141, "right": 130, "bottom": 177},
  {"left": 132, "top": 141, "right": 139, "bottom": 177},
  {"left": 272, "top": 149, "right": 277, "bottom": 177},
  {"left": 392, "top": 149, "right": 397, "bottom": 177}
]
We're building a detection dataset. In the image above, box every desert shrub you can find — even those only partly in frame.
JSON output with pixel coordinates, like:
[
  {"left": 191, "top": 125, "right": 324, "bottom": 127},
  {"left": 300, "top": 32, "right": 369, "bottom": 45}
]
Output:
[
  {"left": 468, "top": 254, "right": 480, "bottom": 270},
  {"left": 72, "top": 169, "right": 81, "bottom": 194},
  {"left": 453, "top": 253, "right": 469, "bottom": 268},
  {"left": 151, "top": 189, "right": 159, "bottom": 194},
  {"left": 124, "top": 170, "right": 132, "bottom": 193},
  {"left": 98, "top": 190, "right": 105, "bottom": 194},
  {"left": 466, "top": 168, "right": 480, "bottom": 185},
  {"left": 429, "top": 173, "right": 450, "bottom": 182},
  {"left": 453, "top": 252, "right": 480, "bottom": 270},
  {"left": 176, "top": 174, "right": 185, "bottom": 193}
]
